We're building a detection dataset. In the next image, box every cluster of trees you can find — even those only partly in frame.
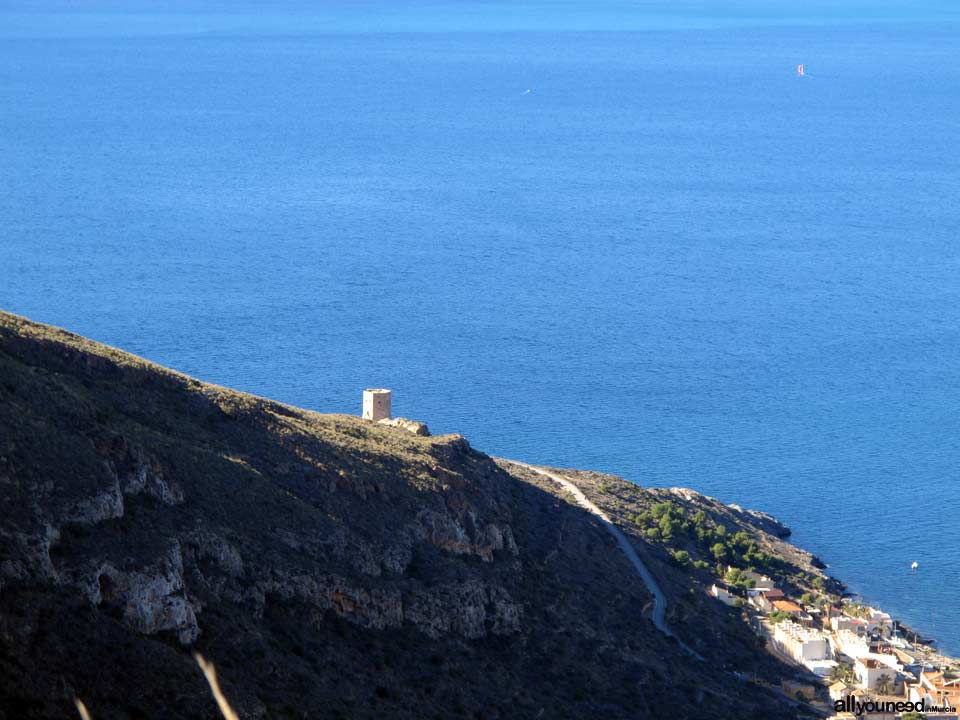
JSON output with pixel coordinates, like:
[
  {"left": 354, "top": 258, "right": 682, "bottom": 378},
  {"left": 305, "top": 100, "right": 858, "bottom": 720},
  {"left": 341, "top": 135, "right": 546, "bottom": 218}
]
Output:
[
  {"left": 628, "top": 502, "right": 690, "bottom": 543},
  {"left": 629, "top": 501, "right": 777, "bottom": 573},
  {"left": 723, "top": 567, "right": 756, "bottom": 591},
  {"left": 667, "top": 548, "right": 710, "bottom": 569}
]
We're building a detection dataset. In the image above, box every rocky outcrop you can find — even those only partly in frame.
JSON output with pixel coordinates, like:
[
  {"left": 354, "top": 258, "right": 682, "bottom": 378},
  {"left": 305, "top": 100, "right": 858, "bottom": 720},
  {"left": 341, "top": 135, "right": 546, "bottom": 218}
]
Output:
[
  {"left": 416, "top": 509, "right": 517, "bottom": 562},
  {"left": 663, "top": 488, "right": 791, "bottom": 538},
  {"left": 377, "top": 417, "right": 430, "bottom": 436},
  {"left": 725, "top": 503, "right": 791, "bottom": 538},
  {"left": 84, "top": 543, "right": 200, "bottom": 645},
  {"left": 63, "top": 479, "right": 125, "bottom": 526},
  {"left": 0, "top": 527, "right": 58, "bottom": 588},
  {"left": 182, "top": 531, "right": 244, "bottom": 579},
  {"left": 403, "top": 581, "right": 522, "bottom": 638},
  {"left": 237, "top": 567, "right": 520, "bottom": 640}
]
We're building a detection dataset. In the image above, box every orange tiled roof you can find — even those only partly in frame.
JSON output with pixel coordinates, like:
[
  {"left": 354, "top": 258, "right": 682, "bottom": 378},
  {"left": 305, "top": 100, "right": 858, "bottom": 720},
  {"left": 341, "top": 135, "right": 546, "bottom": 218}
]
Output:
[{"left": 772, "top": 600, "right": 803, "bottom": 614}]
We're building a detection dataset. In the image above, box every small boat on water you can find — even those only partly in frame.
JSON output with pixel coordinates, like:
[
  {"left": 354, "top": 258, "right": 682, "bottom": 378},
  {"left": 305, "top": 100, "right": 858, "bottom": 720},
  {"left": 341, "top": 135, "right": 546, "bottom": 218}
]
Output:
[{"left": 797, "top": 63, "right": 805, "bottom": 76}]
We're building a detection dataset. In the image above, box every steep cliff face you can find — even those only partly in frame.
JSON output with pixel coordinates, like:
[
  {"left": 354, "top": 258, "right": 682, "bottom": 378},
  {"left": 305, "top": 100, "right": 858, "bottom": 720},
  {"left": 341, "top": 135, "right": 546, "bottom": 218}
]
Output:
[{"left": 0, "top": 311, "right": 806, "bottom": 719}]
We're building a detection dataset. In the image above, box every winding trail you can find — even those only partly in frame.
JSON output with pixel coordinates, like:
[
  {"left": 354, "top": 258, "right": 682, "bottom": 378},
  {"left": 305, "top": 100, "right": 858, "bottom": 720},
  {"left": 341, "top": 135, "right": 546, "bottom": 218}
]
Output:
[{"left": 507, "top": 460, "right": 703, "bottom": 660}]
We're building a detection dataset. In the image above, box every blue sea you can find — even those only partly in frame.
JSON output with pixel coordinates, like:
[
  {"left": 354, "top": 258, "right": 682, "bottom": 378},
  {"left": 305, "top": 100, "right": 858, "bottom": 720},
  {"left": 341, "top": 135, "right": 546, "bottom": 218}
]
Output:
[{"left": 2, "top": 1, "right": 959, "bottom": 654}]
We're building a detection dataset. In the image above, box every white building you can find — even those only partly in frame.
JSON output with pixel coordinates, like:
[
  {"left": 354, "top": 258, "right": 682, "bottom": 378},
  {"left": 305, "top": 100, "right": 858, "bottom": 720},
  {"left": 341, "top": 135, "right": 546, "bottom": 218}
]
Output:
[
  {"left": 831, "top": 614, "right": 869, "bottom": 634},
  {"left": 773, "top": 621, "right": 836, "bottom": 675},
  {"left": 804, "top": 659, "right": 840, "bottom": 677},
  {"left": 739, "top": 569, "right": 776, "bottom": 592},
  {"left": 907, "top": 670, "right": 960, "bottom": 710},
  {"left": 834, "top": 629, "right": 871, "bottom": 660},
  {"left": 838, "top": 604, "right": 892, "bottom": 633},
  {"left": 362, "top": 388, "right": 392, "bottom": 421},
  {"left": 855, "top": 658, "right": 895, "bottom": 693},
  {"left": 865, "top": 607, "right": 893, "bottom": 633},
  {"left": 753, "top": 588, "right": 785, "bottom": 613},
  {"left": 710, "top": 584, "right": 737, "bottom": 606},
  {"left": 829, "top": 681, "right": 853, "bottom": 702}
]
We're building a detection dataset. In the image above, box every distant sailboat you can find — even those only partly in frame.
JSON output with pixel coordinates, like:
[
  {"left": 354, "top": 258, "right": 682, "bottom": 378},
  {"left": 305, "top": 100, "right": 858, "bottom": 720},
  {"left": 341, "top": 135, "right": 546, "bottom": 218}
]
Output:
[
  {"left": 797, "top": 63, "right": 805, "bottom": 77},
  {"left": 911, "top": 561, "right": 919, "bottom": 571}
]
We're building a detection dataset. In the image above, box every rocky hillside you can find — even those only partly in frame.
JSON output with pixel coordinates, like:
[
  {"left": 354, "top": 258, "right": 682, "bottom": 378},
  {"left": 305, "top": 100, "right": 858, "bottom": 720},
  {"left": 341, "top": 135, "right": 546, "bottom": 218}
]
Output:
[{"left": 0, "top": 310, "right": 819, "bottom": 719}]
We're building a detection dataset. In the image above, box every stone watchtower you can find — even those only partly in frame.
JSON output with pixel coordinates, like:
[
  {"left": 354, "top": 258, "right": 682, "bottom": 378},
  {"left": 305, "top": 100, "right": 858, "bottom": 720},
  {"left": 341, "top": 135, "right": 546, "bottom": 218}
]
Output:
[{"left": 362, "top": 388, "right": 392, "bottom": 422}]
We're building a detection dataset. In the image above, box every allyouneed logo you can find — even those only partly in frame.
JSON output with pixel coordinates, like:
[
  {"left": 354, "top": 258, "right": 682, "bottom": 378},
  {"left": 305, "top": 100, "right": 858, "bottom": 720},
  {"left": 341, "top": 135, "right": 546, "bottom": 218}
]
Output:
[{"left": 834, "top": 698, "right": 958, "bottom": 715}]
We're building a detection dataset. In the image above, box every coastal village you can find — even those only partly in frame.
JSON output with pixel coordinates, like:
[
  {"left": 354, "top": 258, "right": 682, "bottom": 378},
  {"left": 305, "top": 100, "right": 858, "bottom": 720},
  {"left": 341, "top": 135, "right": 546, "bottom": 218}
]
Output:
[{"left": 709, "top": 570, "right": 960, "bottom": 718}]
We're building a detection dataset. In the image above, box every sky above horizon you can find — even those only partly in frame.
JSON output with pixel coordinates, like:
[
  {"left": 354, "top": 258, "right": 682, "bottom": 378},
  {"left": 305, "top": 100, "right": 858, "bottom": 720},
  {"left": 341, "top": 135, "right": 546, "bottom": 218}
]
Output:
[{"left": 2, "top": 0, "right": 959, "bottom": 37}]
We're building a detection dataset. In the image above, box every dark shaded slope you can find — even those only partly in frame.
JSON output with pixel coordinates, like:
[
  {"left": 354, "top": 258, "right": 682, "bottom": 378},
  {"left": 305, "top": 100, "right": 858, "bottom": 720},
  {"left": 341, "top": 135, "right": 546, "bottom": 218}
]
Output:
[{"left": 0, "top": 311, "right": 801, "bottom": 719}]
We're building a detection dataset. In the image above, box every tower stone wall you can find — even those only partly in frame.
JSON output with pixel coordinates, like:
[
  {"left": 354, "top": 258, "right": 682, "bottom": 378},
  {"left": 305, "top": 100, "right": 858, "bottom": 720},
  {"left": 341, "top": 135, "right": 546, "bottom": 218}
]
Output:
[{"left": 362, "top": 388, "right": 392, "bottom": 421}]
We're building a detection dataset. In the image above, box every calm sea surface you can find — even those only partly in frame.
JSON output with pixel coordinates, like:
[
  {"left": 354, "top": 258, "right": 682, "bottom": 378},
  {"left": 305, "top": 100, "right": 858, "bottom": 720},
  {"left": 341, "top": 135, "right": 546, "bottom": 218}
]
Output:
[{"left": 2, "top": 2, "right": 959, "bottom": 654}]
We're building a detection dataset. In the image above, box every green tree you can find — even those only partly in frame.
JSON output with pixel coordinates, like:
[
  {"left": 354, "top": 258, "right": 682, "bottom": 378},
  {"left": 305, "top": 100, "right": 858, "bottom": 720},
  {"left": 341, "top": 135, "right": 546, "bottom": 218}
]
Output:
[
  {"left": 875, "top": 619, "right": 891, "bottom": 638},
  {"left": 743, "top": 547, "right": 770, "bottom": 570},
  {"left": 651, "top": 502, "right": 674, "bottom": 519},
  {"left": 828, "top": 662, "right": 856, "bottom": 685},
  {"left": 658, "top": 514, "right": 676, "bottom": 541},
  {"left": 874, "top": 673, "right": 894, "bottom": 696}
]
